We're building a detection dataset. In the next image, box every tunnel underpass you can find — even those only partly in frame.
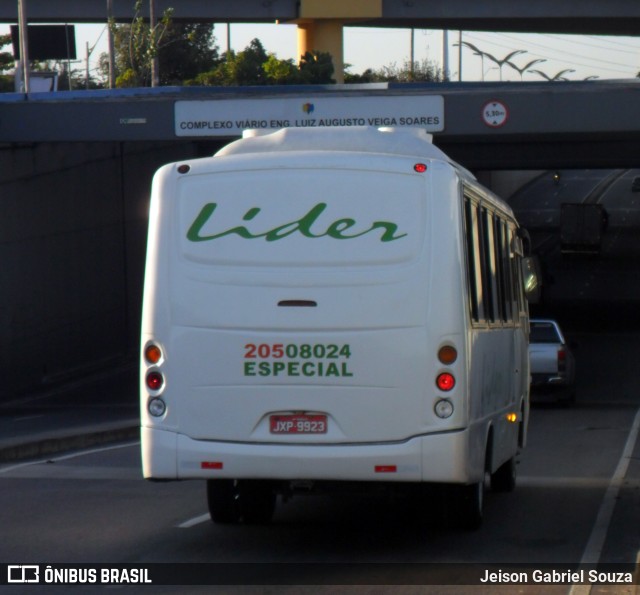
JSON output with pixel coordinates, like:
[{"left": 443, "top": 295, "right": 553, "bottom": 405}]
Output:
[{"left": 505, "top": 168, "right": 640, "bottom": 333}]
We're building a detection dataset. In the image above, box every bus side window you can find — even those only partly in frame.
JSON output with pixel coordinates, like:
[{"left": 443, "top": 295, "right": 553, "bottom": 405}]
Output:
[
  {"left": 493, "top": 216, "right": 512, "bottom": 323},
  {"left": 480, "top": 207, "right": 498, "bottom": 324},
  {"left": 464, "top": 196, "right": 484, "bottom": 324},
  {"left": 508, "top": 226, "right": 526, "bottom": 317}
]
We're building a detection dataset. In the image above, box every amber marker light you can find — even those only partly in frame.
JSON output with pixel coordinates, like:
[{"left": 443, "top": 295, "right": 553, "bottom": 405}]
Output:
[
  {"left": 506, "top": 412, "right": 519, "bottom": 423},
  {"left": 438, "top": 345, "right": 458, "bottom": 365},
  {"left": 145, "top": 344, "right": 162, "bottom": 365}
]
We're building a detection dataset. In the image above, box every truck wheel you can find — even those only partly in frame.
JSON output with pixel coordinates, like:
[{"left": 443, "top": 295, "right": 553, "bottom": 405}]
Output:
[
  {"left": 238, "top": 480, "right": 277, "bottom": 524},
  {"left": 490, "top": 456, "right": 517, "bottom": 493},
  {"left": 207, "top": 479, "right": 241, "bottom": 524}
]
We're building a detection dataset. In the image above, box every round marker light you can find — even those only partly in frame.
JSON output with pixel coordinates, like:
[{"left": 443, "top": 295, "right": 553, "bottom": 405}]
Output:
[
  {"left": 146, "top": 371, "right": 164, "bottom": 391},
  {"left": 436, "top": 372, "right": 455, "bottom": 391},
  {"left": 144, "top": 344, "right": 162, "bottom": 365},
  {"left": 438, "top": 345, "right": 458, "bottom": 365},
  {"left": 148, "top": 398, "right": 166, "bottom": 417},
  {"left": 414, "top": 163, "right": 427, "bottom": 173},
  {"left": 434, "top": 399, "right": 454, "bottom": 419}
]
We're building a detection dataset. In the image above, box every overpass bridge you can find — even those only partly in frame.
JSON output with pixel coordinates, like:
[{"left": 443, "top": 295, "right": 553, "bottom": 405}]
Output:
[
  {"left": 2, "top": 80, "right": 640, "bottom": 169},
  {"left": 2, "top": 0, "right": 640, "bottom": 82},
  {"left": 2, "top": 0, "right": 639, "bottom": 32}
]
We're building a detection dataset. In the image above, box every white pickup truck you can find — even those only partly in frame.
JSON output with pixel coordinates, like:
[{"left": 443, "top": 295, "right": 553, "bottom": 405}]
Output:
[{"left": 529, "top": 319, "right": 576, "bottom": 403}]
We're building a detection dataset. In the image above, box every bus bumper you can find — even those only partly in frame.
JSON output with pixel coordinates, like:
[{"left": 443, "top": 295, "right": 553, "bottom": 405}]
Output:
[{"left": 141, "top": 426, "right": 483, "bottom": 484}]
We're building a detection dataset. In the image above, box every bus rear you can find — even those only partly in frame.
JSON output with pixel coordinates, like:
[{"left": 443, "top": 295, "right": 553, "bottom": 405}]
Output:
[{"left": 140, "top": 127, "right": 523, "bottom": 528}]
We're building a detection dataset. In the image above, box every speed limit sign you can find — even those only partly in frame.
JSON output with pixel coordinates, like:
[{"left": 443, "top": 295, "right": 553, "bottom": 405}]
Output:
[{"left": 482, "top": 100, "right": 509, "bottom": 127}]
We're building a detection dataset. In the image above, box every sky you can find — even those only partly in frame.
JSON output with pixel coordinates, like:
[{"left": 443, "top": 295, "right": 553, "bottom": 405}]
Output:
[{"left": 3, "top": 21, "right": 640, "bottom": 83}]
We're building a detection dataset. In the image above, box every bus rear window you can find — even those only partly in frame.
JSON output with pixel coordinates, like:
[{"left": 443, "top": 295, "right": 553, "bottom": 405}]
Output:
[{"left": 178, "top": 169, "right": 425, "bottom": 267}]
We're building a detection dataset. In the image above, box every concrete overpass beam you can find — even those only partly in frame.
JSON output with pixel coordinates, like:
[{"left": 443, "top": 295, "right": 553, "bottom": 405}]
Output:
[
  {"left": 296, "top": 0, "right": 382, "bottom": 84},
  {"left": 297, "top": 20, "right": 345, "bottom": 83}
]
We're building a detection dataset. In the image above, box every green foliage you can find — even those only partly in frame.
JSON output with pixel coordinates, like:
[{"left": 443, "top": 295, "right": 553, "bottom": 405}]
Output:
[
  {"left": 0, "top": 33, "right": 14, "bottom": 73},
  {"left": 262, "top": 54, "right": 298, "bottom": 85},
  {"left": 298, "top": 51, "right": 334, "bottom": 84},
  {"left": 227, "top": 38, "right": 269, "bottom": 85},
  {"left": 346, "top": 59, "right": 444, "bottom": 83},
  {"left": 187, "top": 41, "right": 335, "bottom": 87},
  {"left": 107, "top": 0, "right": 177, "bottom": 87},
  {"left": 0, "top": 33, "right": 14, "bottom": 91}
]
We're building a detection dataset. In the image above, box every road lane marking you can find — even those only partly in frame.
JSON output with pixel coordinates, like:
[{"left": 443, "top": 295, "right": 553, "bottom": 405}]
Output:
[
  {"left": 569, "top": 406, "right": 640, "bottom": 595},
  {"left": 0, "top": 441, "right": 140, "bottom": 474},
  {"left": 178, "top": 513, "right": 210, "bottom": 528}
]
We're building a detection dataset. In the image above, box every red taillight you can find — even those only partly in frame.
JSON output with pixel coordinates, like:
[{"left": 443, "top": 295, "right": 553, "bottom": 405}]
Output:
[
  {"left": 436, "top": 372, "right": 455, "bottom": 391},
  {"left": 146, "top": 371, "right": 164, "bottom": 391},
  {"left": 414, "top": 163, "right": 427, "bottom": 173},
  {"left": 558, "top": 348, "right": 566, "bottom": 371}
]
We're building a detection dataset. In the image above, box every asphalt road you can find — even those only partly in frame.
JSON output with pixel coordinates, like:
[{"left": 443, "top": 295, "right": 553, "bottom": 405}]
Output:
[
  {"left": 1, "top": 401, "right": 638, "bottom": 594},
  {"left": 1, "top": 330, "right": 638, "bottom": 594}
]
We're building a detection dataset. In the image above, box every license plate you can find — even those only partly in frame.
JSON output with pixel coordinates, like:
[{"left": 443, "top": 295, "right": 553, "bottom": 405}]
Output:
[{"left": 270, "top": 414, "right": 327, "bottom": 434}]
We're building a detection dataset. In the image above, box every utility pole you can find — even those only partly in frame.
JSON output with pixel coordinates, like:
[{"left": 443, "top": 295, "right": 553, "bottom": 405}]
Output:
[
  {"left": 442, "top": 30, "right": 449, "bottom": 81},
  {"left": 458, "top": 31, "right": 462, "bottom": 81},
  {"left": 150, "top": 0, "right": 159, "bottom": 87},
  {"left": 17, "top": 0, "right": 30, "bottom": 93},
  {"left": 106, "top": 0, "right": 115, "bottom": 88},
  {"left": 410, "top": 28, "right": 415, "bottom": 80}
]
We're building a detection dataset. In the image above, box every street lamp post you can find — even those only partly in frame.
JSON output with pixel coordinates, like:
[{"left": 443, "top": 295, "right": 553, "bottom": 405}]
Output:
[{"left": 17, "top": 0, "right": 30, "bottom": 93}]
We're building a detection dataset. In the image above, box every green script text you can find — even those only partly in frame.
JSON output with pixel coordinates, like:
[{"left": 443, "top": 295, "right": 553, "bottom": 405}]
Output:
[{"left": 187, "top": 202, "right": 407, "bottom": 243}]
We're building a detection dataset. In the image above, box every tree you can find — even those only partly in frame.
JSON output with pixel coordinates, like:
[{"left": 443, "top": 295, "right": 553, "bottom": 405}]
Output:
[
  {"left": 298, "top": 51, "right": 334, "bottom": 84},
  {"left": 107, "top": 0, "right": 173, "bottom": 87},
  {"left": 263, "top": 53, "right": 298, "bottom": 85},
  {"left": 155, "top": 23, "right": 219, "bottom": 85},
  {"left": 353, "top": 59, "right": 444, "bottom": 83},
  {"left": 106, "top": 0, "right": 218, "bottom": 87},
  {"left": 0, "top": 33, "right": 14, "bottom": 91},
  {"left": 226, "top": 38, "right": 269, "bottom": 85}
]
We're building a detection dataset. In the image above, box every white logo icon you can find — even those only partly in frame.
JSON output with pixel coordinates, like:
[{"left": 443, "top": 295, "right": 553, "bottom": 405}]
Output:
[{"left": 8, "top": 565, "right": 40, "bottom": 583}]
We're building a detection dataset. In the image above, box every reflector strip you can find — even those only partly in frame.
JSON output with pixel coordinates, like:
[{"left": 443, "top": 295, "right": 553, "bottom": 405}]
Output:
[
  {"left": 375, "top": 465, "right": 397, "bottom": 473},
  {"left": 201, "top": 462, "right": 223, "bottom": 470}
]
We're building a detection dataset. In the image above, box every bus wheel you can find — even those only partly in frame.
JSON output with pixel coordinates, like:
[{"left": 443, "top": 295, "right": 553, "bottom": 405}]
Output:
[
  {"left": 454, "top": 481, "right": 484, "bottom": 530},
  {"left": 237, "top": 480, "right": 277, "bottom": 524},
  {"left": 490, "top": 456, "right": 517, "bottom": 493},
  {"left": 207, "top": 479, "right": 241, "bottom": 524}
]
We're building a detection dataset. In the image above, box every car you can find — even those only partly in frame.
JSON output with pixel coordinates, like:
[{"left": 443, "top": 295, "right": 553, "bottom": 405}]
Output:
[{"left": 528, "top": 319, "right": 576, "bottom": 404}]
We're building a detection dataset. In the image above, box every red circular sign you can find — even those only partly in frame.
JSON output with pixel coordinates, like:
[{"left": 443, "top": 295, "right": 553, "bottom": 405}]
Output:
[{"left": 482, "top": 100, "right": 509, "bottom": 128}]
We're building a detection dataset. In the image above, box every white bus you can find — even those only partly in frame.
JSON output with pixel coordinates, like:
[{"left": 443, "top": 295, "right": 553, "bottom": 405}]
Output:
[{"left": 141, "top": 126, "right": 535, "bottom": 529}]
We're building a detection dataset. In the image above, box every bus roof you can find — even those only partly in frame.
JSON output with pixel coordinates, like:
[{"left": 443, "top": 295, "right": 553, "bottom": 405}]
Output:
[{"left": 215, "top": 127, "right": 473, "bottom": 177}]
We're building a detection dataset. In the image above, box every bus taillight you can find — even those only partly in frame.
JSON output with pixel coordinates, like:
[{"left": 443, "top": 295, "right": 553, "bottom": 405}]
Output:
[
  {"left": 436, "top": 372, "right": 455, "bottom": 391},
  {"left": 146, "top": 371, "right": 164, "bottom": 391}
]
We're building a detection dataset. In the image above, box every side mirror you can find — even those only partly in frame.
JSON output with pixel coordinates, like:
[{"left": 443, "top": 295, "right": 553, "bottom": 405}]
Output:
[{"left": 522, "top": 256, "right": 541, "bottom": 304}]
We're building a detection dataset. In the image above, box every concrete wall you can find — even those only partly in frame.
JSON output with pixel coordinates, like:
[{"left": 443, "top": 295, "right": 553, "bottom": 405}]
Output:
[
  {"left": 0, "top": 139, "right": 538, "bottom": 403},
  {"left": 0, "top": 140, "right": 215, "bottom": 402}
]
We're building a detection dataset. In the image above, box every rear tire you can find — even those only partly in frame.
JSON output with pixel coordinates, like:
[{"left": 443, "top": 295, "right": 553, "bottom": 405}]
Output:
[
  {"left": 238, "top": 480, "right": 277, "bottom": 525},
  {"left": 207, "top": 479, "right": 277, "bottom": 525},
  {"left": 207, "top": 479, "right": 241, "bottom": 524},
  {"left": 453, "top": 481, "right": 484, "bottom": 530},
  {"left": 490, "top": 456, "right": 517, "bottom": 493}
]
